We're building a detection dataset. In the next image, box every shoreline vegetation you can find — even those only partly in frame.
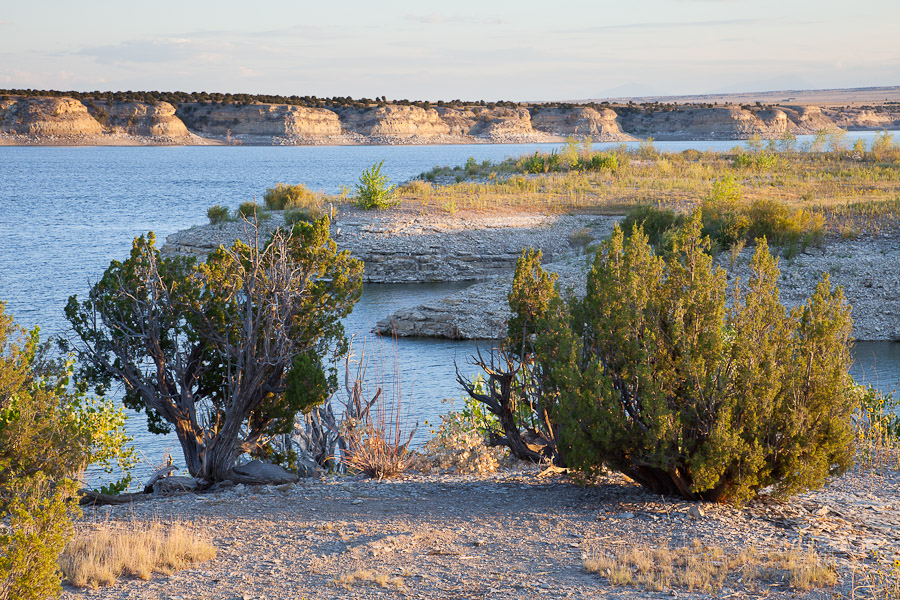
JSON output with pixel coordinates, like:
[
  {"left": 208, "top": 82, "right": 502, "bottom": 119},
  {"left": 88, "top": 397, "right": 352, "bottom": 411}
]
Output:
[
  {"left": 4, "top": 138, "right": 900, "bottom": 600},
  {"left": 2, "top": 88, "right": 900, "bottom": 147}
]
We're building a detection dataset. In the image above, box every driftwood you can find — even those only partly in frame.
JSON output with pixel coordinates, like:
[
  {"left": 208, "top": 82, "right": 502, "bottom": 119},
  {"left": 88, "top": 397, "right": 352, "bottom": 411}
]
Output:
[
  {"left": 78, "top": 489, "right": 154, "bottom": 506},
  {"left": 142, "top": 464, "right": 178, "bottom": 493}
]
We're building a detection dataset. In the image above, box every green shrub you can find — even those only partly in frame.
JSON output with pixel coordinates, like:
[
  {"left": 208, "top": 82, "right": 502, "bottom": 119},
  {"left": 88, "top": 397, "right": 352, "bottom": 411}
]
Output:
[
  {"left": 528, "top": 215, "right": 856, "bottom": 505},
  {"left": 585, "top": 152, "right": 618, "bottom": 172},
  {"left": 0, "top": 302, "right": 133, "bottom": 598},
  {"left": 620, "top": 205, "right": 685, "bottom": 250},
  {"left": 263, "top": 183, "right": 323, "bottom": 211},
  {"left": 355, "top": 160, "right": 396, "bottom": 210},
  {"left": 235, "top": 201, "right": 268, "bottom": 220},
  {"left": 206, "top": 204, "right": 230, "bottom": 225},
  {"left": 283, "top": 206, "right": 323, "bottom": 226},
  {"left": 520, "top": 152, "right": 545, "bottom": 175}
]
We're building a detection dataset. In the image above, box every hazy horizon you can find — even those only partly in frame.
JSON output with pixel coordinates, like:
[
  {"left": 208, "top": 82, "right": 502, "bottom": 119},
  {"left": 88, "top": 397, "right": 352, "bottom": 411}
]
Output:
[{"left": 1, "top": 0, "right": 898, "bottom": 102}]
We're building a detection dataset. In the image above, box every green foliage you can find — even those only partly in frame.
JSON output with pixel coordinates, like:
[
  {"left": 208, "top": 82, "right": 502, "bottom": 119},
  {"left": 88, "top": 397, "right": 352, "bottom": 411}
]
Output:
[
  {"left": 528, "top": 215, "right": 856, "bottom": 504},
  {"left": 0, "top": 302, "right": 134, "bottom": 599},
  {"left": 283, "top": 207, "right": 322, "bottom": 226},
  {"left": 520, "top": 152, "right": 545, "bottom": 175},
  {"left": 0, "top": 475, "right": 75, "bottom": 600},
  {"left": 506, "top": 248, "right": 559, "bottom": 353},
  {"left": 235, "top": 201, "right": 268, "bottom": 220},
  {"left": 206, "top": 204, "right": 230, "bottom": 225},
  {"left": 459, "top": 376, "right": 500, "bottom": 437},
  {"left": 871, "top": 130, "right": 900, "bottom": 162},
  {"left": 355, "top": 160, "right": 396, "bottom": 210},
  {"left": 857, "top": 384, "right": 900, "bottom": 441},
  {"left": 585, "top": 151, "right": 618, "bottom": 172},
  {"left": 700, "top": 177, "right": 823, "bottom": 255},
  {"left": 732, "top": 152, "right": 777, "bottom": 171},
  {"left": 64, "top": 220, "right": 362, "bottom": 481},
  {"left": 620, "top": 205, "right": 685, "bottom": 251},
  {"left": 263, "top": 183, "right": 324, "bottom": 212}
]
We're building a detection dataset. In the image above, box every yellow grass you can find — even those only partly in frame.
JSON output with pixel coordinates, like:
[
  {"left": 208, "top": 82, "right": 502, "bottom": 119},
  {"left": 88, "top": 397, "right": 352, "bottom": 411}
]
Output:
[
  {"left": 394, "top": 149, "right": 900, "bottom": 235},
  {"left": 335, "top": 568, "right": 405, "bottom": 590},
  {"left": 583, "top": 538, "right": 837, "bottom": 593},
  {"left": 59, "top": 522, "right": 216, "bottom": 589}
]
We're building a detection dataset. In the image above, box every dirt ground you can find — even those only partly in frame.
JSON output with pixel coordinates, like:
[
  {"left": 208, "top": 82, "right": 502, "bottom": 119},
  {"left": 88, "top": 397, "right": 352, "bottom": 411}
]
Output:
[{"left": 62, "top": 457, "right": 900, "bottom": 600}]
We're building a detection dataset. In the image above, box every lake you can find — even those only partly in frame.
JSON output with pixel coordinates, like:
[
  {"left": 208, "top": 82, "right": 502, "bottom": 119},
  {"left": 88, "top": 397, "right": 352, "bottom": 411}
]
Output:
[{"left": 1, "top": 134, "right": 897, "bottom": 484}]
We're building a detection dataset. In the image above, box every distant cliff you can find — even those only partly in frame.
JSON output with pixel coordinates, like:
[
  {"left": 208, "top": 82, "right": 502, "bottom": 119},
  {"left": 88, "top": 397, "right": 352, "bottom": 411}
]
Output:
[{"left": 1, "top": 93, "right": 898, "bottom": 146}]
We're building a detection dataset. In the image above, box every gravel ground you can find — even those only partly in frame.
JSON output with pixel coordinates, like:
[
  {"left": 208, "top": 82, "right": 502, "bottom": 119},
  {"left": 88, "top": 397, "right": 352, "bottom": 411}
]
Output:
[{"left": 63, "top": 456, "right": 900, "bottom": 600}]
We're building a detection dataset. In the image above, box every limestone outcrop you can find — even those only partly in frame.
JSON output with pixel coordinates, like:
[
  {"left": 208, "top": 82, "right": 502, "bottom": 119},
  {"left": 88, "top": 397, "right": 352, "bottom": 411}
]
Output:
[
  {"left": 176, "top": 102, "right": 342, "bottom": 140},
  {"left": 340, "top": 105, "right": 451, "bottom": 138},
  {"left": 531, "top": 106, "right": 636, "bottom": 141},
  {"left": 618, "top": 105, "right": 841, "bottom": 140},
  {"left": 0, "top": 96, "right": 103, "bottom": 138},
  {"left": 87, "top": 100, "right": 190, "bottom": 138},
  {"left": 823, "top": 107, "right": 900, "bottom": 131}
]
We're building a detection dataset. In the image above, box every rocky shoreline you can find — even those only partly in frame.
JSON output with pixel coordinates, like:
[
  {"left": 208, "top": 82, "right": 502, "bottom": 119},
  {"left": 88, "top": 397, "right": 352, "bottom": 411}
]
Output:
[
  {"left": 62, "top": 459, "right": 900, "bottom": 600},
  {"left": 163, "top": 209, "right": 900, "bottom": 342}
]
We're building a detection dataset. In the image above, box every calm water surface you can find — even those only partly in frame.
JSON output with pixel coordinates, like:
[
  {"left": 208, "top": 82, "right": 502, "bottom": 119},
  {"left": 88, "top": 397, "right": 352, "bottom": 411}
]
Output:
[{"left": 1, "top": 135, "right": 897, "bottom": 483}]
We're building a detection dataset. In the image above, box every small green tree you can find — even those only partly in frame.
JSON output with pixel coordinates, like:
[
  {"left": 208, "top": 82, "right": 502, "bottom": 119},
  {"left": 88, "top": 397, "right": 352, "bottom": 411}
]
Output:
[
  {"left": 531, "top": 214, "right": 856, "bottom": 504},
  {"left": 355, "top": 160, "right": 396, "bottom": 210},
  {"left": 64, "top": 217, "right": 362, "bottom": 482}
]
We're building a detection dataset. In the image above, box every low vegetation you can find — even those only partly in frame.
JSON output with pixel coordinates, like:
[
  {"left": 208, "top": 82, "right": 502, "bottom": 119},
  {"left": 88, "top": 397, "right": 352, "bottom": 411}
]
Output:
[
  {"left": 355, "top": 160, "right": 396, "bottom": 210},
  {"left": 404, "top": 139, "right": 900, "bottom": 237},
  {"left": 0, "top": 302, "right": 133, "bottom": 600},
  {"left": 462, "top": 215, "right": 857, "bottom": 505},
  {"left": 59, "top": 523, "right": 215, "bottom": 588},
  {"left": 584, "top": 539, "right": 837, "bottom": 593}
]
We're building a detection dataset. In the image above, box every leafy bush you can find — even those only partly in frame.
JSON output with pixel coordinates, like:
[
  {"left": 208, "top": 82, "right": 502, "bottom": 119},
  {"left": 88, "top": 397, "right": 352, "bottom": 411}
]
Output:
[
  {"left": 0, "top": 302, "right": 133, "bottom": 599},
  {"left": 527, "top": 215, "right": 856, "bottom": 504},
  {"left": 235, "top": 201, "right": 267, "bottom": 220},
  {"left": 414, "top": 409, "right": 510, "bottom": 475},
  {"left": 620, "top": 205, "right": 685, "bottom": 251},
  {"left": 206, "top": 205, "right": 230, "bottom": 225},
  {"left": 355, "top": 160, "right": 396, "bottom": 210},
  {"left": 700, "top": 177, "right": 822, "bottom": 254},
  {"left": 263, "top": 183, "right": 323, "bottom": 211},
  {"left": 520, "top": 152, "right": 545, "bottom": 175},
  {"left": 585, "top": 151, "right": 618, "bottom": 172},
  {"left": 283, "top": 207, "right": 323, "bottom": 226}
]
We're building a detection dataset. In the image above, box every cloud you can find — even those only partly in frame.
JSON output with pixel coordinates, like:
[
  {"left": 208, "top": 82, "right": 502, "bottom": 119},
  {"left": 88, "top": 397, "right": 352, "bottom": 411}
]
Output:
[
  {"left": 404, "top": 13, "right": 505, "bottom": 26},
  {"left": 79, "top": 38, "right": 198, "bottom": 64},
  {"left": 0, "top": 20, "right": 11, "bottom": 25}
]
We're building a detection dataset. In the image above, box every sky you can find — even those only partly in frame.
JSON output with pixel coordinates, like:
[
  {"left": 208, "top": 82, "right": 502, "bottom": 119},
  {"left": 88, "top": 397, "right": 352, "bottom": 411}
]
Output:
[{"left": 0, "top": 0, "right": 898, "bottom": 101}]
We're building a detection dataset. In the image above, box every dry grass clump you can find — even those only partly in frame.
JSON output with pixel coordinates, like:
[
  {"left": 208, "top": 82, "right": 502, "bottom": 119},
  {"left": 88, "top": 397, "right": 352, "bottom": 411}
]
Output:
[
  {"left": 413, "top": 412, "right": 512, "bottom": 475},
  {"left": 335, "top": 568, "right": 405, "bottom": 591},
  {"left": 59, "top": 522, "right": 216, "bottom": 589},
  {"left": 584, "top": 539, "right": 836, "bottom": 593}
]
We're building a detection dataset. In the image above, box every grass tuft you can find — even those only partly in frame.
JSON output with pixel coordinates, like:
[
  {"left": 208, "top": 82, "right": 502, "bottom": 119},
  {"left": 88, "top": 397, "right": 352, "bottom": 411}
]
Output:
[
  {"left": 59, "top": 522, "right": 216, "bottom": 589},
  {"left": 584, "top": 539, "right": 837, "bottom": 593}
]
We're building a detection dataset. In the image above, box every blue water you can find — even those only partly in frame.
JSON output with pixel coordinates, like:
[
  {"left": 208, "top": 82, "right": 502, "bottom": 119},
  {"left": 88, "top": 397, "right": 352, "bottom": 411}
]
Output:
[{"left": 1, "top": 136, "right": 897, "bottom": 485}]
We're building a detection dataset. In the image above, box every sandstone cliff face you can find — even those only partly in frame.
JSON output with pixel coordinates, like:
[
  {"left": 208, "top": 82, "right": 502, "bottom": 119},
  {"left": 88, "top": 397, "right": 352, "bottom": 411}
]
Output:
[
  {"left": 619, "top": 106, "right": 787, "bottom": 140},
  {"left": 531, "top": 106, "right": 634, "bottom": 141},
  {"left": 617, "top": 105, "right": 842, "bottom": 140},
  {"left": 340, "top": 105, "right": 450, "bottom": 137},
  {"left": 822, "top": 108, "right": 900, "bottom": 130},
  {"left": 87, "top": 100, "right": 190, "bottom": 138},
  {"left": 433, "top": 107, "right": 538, "bottom": 139},
  {"left": 778, "top": 105, "right": 840, "bottom": 134},
  {"left": 0, "top": 96, "right": 103, "bottom": 137},
  {"left": 176, "top": 103, "right": 342, "bottom": 138}
]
